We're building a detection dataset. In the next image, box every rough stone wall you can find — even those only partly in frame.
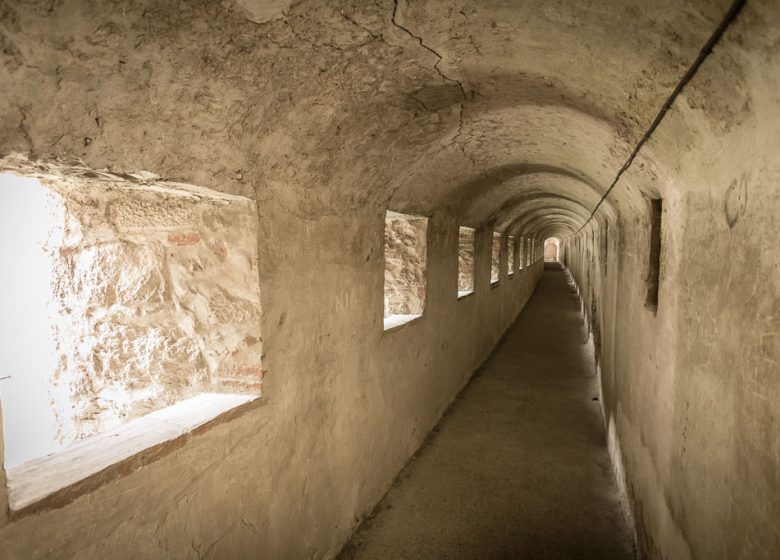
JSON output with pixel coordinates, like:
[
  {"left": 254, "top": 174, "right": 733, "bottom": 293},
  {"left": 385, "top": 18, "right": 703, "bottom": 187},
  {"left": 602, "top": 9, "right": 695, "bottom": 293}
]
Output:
[
  {"left": 383, "top": 212, "right": 427, "bottom": 317},
  {"left": 457, "top": 226, "right": 475, "bottom": 292},
  {"left": 4, "top": 165, "right": 262, "bottom": 452}
]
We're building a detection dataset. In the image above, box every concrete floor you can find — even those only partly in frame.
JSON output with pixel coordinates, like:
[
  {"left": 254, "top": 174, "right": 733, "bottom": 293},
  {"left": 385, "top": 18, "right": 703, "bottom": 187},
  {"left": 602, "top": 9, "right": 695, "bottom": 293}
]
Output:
[{"left": 339, "top": 264, "right": 635, "bottom": 559}]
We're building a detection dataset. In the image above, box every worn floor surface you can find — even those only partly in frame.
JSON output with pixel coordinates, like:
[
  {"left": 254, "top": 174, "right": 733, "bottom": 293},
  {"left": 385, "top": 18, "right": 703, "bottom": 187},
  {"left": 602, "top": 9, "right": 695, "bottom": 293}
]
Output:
[{"left": 339, "top": 263, "right": 635, "bottom": 560}]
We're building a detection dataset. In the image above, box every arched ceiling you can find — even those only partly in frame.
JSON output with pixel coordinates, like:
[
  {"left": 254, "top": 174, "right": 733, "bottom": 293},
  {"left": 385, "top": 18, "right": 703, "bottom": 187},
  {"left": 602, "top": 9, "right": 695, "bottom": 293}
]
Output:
[
  {"left": 377, "top": 0, "right": 730, "bottom": 239},
  {"left": 0, "top": 0, "right": 734, "bottom": 240}
]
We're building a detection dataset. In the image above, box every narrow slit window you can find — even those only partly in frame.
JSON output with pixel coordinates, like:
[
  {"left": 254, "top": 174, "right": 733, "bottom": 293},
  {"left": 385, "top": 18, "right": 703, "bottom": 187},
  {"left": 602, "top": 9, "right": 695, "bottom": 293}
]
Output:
[
  {"left": 384, "top": 210, "right": 428, "bottom": 329},
  {"left": 646, "top": 198, "right": 662, "bottom": 311},
  {"left": 524, "top": 238, "right": 529, "bottom": 267},
  {"left": 0, "top": 170, "right": 262, "bottom": 512},
  {"left": 490, "top": 232, "right": 501, "bottom": 284},
  {"left": 518, "top": 236, "right": 524, "bottom": 270},
  {"left": 506, "top": 236, "right": 515, "bottom": 276},
  {"left": 458, "top": 226, "right": 475, "bottom": 298}
]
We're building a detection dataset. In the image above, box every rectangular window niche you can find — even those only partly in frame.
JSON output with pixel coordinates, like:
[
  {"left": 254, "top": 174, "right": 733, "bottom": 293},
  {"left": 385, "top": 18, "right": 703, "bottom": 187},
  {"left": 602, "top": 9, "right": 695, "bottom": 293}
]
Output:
[
  {"left": 646, "top": 198, "right": 663, "bottom": 311},
  {"left": 458, "top": 226, "right": 475, "bottom": 298},
  {"left": 518, "top": 236, "right": 524, "bottom": 270},
  {"left": 490, "top": 232, "right": 501, "bottom": 284},
  {"left": 0, "top": 167, "right": 263, "bottom": 513},
  {"left": 507, "top": 235, "right": 515, "bottom": 275},
  {"left": 384, "top": 210, "right": 428, "bottom": 329}
]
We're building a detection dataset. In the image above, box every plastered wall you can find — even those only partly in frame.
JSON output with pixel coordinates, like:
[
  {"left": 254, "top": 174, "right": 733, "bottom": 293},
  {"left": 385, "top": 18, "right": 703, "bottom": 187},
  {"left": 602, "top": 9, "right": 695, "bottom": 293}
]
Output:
[
  {"left": 563, "top": 6, "right": 780, "bottom": 557},
  {"left": 0, "top": 184, "right": 542, "bottom": 556},
  {"left": 0, "top": 0, "right": 777, "bottom": 557}
]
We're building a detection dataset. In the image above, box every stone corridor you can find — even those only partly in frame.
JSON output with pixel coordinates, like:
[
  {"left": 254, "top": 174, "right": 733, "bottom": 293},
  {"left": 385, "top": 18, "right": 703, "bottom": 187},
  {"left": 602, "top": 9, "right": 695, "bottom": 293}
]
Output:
[
  {"left": 341, "top": 264, "right": 634, "bottom": 559},
  {"left": 1, "top": 1, "right": 778, "bottom": 558}
]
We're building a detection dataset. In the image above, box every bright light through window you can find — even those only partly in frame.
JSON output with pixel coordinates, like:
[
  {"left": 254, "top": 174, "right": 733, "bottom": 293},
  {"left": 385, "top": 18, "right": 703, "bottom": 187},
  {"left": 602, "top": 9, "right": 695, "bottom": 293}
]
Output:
[
  {"left": 0, "top": 173, "right": 64, "bottom": 468},
  {"left": 0, "top": 170, "right": 263, "bottom": 511}
]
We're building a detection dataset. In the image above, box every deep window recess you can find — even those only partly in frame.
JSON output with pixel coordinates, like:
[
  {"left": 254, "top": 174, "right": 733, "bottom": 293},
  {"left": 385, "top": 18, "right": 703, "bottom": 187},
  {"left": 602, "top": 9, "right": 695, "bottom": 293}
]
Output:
[
  {"left": 384, "top": 210, "right": 428, "bottom": 329},
  {"left": 525, "top": 238, "right": 530, "bottom": 267},
  {"left": 458, "top": 226, "right": 475, "bottom": 298},
  {"left": 507, "top": 236, "right": 515, "bottom": 275},
  {"left": 518, "top": 236, "right": 524, "bottom": 270},
  {"left": 490, "top": 232, "right": 501, "bottom": 284},
  {"left": 646, "top": 198, "right": 663, "bottom": 311},
  {"left": 0, "top": 170, "right": 262, "bottom": 512}
]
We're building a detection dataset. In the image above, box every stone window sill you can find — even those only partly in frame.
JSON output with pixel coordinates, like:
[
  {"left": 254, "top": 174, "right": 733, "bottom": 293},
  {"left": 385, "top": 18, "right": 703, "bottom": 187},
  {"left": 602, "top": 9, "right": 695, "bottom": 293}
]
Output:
[
  {"left": 457, "top": 290, "right": 474, "bottom": 299},
  {"left": 6, "top": 393, "right": 257, "bottom": 516},
  {"left": 383, "top": 314, "right": 422, "bottom": 331}
]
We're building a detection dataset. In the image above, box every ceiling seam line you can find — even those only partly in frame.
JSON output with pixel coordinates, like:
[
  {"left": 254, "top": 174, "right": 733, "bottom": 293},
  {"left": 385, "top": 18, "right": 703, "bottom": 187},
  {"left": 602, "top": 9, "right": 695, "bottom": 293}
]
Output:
[{"left": 568, "top": 0, "right": 747, "bottom": 238}]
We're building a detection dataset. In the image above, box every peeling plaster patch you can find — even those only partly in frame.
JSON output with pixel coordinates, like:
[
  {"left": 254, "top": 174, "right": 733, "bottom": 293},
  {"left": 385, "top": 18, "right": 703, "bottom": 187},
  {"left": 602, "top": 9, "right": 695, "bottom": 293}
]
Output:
[
  {"left": 410, "top": 84, "right": 465, "bottom": 111},
  {"left": 232, "top": 0, "right": 301, "bottom": 24}
]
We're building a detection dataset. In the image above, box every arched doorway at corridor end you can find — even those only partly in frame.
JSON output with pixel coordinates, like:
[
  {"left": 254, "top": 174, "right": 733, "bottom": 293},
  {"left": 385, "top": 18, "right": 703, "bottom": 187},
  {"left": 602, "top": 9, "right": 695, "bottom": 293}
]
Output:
[{"left": 544, "top": 238, "right": 560, "bottom": 262}]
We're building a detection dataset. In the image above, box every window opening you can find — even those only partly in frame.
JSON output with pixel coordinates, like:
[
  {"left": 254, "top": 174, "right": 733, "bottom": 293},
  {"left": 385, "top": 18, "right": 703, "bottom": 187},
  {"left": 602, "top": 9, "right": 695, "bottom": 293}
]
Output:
[
  {"left": 384, "top": 210, "right": 428, "bottom": 329},
  {"left": 506, "top": 236, "right": 515, "bottom": 275},
  {"left": 490, "top": 232, "right": 501, "bottom": 284},
  {"left": 646, "top": 198, "right": 662, "bottom": 311},
  {"left": 518, "top": 236, "right": 524, "bottom": 270},
  {"left": 458, "top": 226, "right": 475, "bottom": 298},
  {"left": 0, "top": 170, "right": 262, "bottom": 511}
]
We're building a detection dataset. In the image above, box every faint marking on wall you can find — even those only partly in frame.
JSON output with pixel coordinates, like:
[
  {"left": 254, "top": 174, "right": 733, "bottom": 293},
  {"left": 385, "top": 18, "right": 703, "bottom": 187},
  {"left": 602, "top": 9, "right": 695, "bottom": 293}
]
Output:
[{"left": 724, "top": 173, "right": 749, "bottom": 228}]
